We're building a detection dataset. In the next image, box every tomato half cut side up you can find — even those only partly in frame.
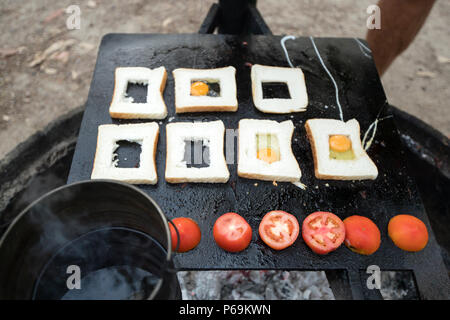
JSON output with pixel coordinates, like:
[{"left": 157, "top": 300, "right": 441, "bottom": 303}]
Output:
[
  {"left": 213, "top": 212, "right": 252, "bottom": 253},
  {"left": 302, "top": 211, "right": 345, "bottom": 255},
  {"left": 259, "top": 211, "right": 300, "bottom": 250}
]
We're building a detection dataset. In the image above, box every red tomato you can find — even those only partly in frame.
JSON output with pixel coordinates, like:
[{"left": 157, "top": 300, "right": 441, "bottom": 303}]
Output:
[
  {"left": 302, "top": 211, "right": 345, "bottom": 255},
  {"left": 258, "top": 210, "right": 299, "bottom": 250},
  {"left": 343, "top": 215, "right": 381, "bottom": 255},
  {"left": 388, "top": 214, "right": 428, "bottom": 252},
  {"left": 169, "top": 217, "right": 201, "bottom": 253},
  {"left": 213, "top": 212, "right": 252, "bottom": 252}
]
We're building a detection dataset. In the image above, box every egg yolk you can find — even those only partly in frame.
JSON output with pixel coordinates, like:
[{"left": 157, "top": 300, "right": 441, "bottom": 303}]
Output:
[
  {"left": 257, "top": 148, "right": 280, "bottom": 164},
  {"left": 329, "top": 135, "right": 352, "bottom": 153},
  {"left": 191, "top": 81, "right": 209, "bottom": 96}
]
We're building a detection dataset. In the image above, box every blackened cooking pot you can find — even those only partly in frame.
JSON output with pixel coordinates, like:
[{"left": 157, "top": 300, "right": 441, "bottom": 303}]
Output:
[{"left": 0, "top": 180, "right": 180, "bottom": 300}]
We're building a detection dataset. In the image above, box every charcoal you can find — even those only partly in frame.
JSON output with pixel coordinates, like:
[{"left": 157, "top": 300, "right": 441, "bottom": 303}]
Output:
[{"left": 177, "top": 270, "right": 336, "bottom": 300}]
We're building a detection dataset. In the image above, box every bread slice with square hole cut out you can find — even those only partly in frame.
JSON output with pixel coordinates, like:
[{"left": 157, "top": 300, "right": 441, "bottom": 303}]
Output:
[
  {"left": 91, "top": 123, "right": 159, "bottom": 184},
  {"left": 109, "top": 67, "right": 167, "bottom": 119},
  {"left": 238, "top": 119, "right": 302, "bottom": 182},
  {"left": 251, "top": 64, "right": 308, "bottom": 114},
  {"left": 173, "top": 66, "right": 237, "bottom": 113},
  {"left": 165, "top": 120, "right": 229, "bottom": 183},
  {"left": 305, "top": 118, "right": 378, "bottom": 180}
]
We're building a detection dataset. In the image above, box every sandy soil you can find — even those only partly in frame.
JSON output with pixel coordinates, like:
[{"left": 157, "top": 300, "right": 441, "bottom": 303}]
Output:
[{"left": 0, "top": 0, "right": 449, "bottom": 159}]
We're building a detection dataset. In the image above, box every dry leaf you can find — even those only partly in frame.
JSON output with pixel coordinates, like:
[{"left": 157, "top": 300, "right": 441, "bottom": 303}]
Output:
[
  {"left": 0, "top": 48, "right": 17, "bottom": 57},
  {"left": 44, "top": 68, "right": 58, "bottom": 75},
  {"left": 416, "top": 70, "right": 436, "bottom": 78},
  {"left": 55, "top": 51, "right": 70, "bottom": 63},
  {"left": 28, "top": 39, "right": 76, "bottom": 67},
  {"left": 87, "top": 0, "right": 97, "bottom": 8},
  {"left": 437, "top": 55, "right": 450, "bottom": 64},
  {"left": 28, "top": 53, "right": 46, "bottom": 67},
  {"left": 43, "top": 8, "right": 64, "bottom": 23},
  {"left": 0, "top": 46, "right": 27, "bottom": 58},
  {"left": 79, "top": 42, "right": 95, "bottom": 53},
  {"left": 162, "top": 17, "right": 173, "bottom": 28},
  {"left": 44, "top": 39, "right": 76, "bottom": 56},
  {"left": 71, "top": 70, "right": 79, "bottom": 80}
]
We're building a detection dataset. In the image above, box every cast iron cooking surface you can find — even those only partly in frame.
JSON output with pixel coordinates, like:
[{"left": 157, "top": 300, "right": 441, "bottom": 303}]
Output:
[{"left": 68, "top": 34, "right": 449, "bottom": 299}]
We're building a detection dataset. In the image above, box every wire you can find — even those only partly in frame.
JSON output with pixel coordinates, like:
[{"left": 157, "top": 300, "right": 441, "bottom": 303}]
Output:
[
  {"left": 280, "top": 35, "right": 296, "bottom": 68},
  {"left": 354, "top": 38, "right": 372, "bottom": 52},
  {"left": 309, "top": 36, "right": 344, "bottom": 121},
  {"left": 362, "top": 115, "right": 393, "bottom": 150}
]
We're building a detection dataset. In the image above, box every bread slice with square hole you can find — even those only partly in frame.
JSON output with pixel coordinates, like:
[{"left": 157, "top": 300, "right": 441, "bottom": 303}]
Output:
[
  {"left": 109, "top": 67, "right": 168, "bottom": 119},
  {"left": 251, "top": 64, "right": 308, "bottom": 114},
  {"left": 173, "top": 66, "right": 237, "bottom": 113},
  {"left": 237, "top": 119, "right": 302, "bottom": 182},
  {"left": 165, "top": 120, "right": 229, "bottom": 183},
  {"left": 91, "top": 123, "right": 159, "bottom": 184},
  {"left": 305, "top": 118, "right": 378, "bottom": 180}
]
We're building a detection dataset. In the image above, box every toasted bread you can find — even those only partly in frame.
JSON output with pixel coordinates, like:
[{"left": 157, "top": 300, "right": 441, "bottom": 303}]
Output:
[
  {"left": 165, "top": 120, "right": 229, "bottom": 183},
  {"left": 238, "top": 119, "right": 302, "bottom": 182},
  {"left": 91, "top": 123, "right": 159, "bottom": 184},
  {"left": 173, "top": 66, "right": 237, "bottom": 113},
  {"left": 109, "top": 67, "right": 167, "bottom": 119},
  {"left": 305, "top": 118, "right": 378, "bottom": 180}
]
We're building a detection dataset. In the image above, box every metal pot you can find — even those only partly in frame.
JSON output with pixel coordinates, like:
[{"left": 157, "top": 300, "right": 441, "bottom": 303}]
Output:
[{"left": 0, "top": 180, "right": 180, "bottom": 300}]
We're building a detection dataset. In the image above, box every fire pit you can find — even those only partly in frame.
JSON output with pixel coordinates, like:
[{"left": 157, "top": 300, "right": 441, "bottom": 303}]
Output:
[{"left": 0, "top": 1, "right": 448, "bottom": 300}]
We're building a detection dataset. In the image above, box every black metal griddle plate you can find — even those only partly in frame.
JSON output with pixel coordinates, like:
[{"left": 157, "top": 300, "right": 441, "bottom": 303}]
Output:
[{"left": 68, "top": 34, "right": 449, "bottom": 299}]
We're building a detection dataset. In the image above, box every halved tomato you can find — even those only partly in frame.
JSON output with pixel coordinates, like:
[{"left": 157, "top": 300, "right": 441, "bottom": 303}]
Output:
[
  {"left": 169, "top": 217, "right": 201, "bottom": 253},
  {"left": 302, "top": 211, "right": 345, "bottom": 255},
  {"left": 259, "top": 210, "right": 299, "bottom": 250},
  {"left": 213, "top": 212, "right": 252, "bottom": 252}
]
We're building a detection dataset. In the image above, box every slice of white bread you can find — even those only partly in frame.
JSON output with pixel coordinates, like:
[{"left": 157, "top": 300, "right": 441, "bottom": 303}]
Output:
[
  {"left": 109, "top": 66, "right": 168, "bottom": 119},
  {"left": 305, "top": 118, "right": 378, "bottom": 180},
  {"left": 238, "top": 119, "right": 302, "bottom": 182},
  {"left": 165, "top": 120, "right": 230, "bottom": 183},
  {"left": 173, "top": 66, "right": 237, "bottom": 113},
  {"left": 251, "top": 64, "right": 308, "bottom": 114},
  {"left": 91, "top": 122, "right": 159, "bottom": 184}
]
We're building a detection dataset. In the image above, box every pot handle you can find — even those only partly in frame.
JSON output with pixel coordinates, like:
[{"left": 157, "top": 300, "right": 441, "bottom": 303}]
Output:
[{"left": 167, "top": 219, "right": 181, "bottom": 255}]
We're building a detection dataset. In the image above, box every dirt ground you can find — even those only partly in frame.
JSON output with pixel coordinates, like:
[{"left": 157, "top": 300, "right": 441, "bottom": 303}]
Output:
[{"left": 0, "top": 0, "right": 449, "bottom": 159}]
